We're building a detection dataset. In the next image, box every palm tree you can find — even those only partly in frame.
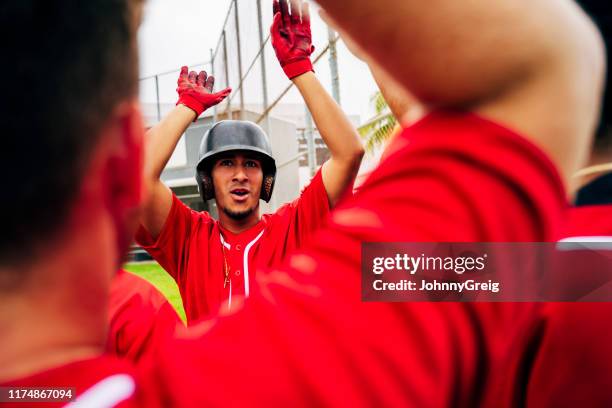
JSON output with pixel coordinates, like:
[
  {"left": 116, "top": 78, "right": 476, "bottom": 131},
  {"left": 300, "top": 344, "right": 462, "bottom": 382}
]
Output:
[{"left": 358, "top": 91, "right": 397, "bottom": 153}]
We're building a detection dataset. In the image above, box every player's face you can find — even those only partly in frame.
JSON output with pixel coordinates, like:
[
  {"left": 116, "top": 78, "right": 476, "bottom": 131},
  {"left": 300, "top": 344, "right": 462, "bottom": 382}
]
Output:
[{"left": 212, "top": 152, "right": 263, "bottom": 221}]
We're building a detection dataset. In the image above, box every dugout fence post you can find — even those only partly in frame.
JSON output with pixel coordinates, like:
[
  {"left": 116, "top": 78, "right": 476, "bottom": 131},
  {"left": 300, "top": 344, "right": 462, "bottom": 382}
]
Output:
[
  {"left": 222, "top": 30, "right": 230, "bottom": 117},
  {"left": 154, "top": 74, "right": 161, "bottom": 122},
  {"left": 233, "top": 0, "right": 245, "bottom": 119},
  {"left": 256, "top": 0, "right": 271, "bottom": 133},
  {"left": 305, "top": 107, "right": 316, "bottom": 177},
  {"left": 328, "top": 27, "right": 341, "bottom": 105},
  {"left": 210, "top": 48, "right": 218, "bottom": 123}
]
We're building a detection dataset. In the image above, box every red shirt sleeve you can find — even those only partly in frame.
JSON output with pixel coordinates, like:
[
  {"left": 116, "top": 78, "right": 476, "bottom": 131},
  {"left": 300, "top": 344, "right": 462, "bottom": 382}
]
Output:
[
  {"left": 290, "top": 167, "right": 331, "bottom": 242},
  {"left": 263, "top": 169, "right": 331, "bottom": 266},
  {"left": 139, "top": 111, "right": 567, "bottom": 406},
  {"left": 135, "top": 194, "right": 212, "bottom": 282},
  {"left": 107, "top": 270, "right": 182, "bottom": 363}
]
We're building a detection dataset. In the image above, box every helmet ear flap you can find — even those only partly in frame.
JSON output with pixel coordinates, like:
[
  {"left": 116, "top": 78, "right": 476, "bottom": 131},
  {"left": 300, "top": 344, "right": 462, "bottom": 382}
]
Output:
[
  {"left": 261, "top": 174, "right": 275, "bottom": 202},
  {"left": 202, "top": 173, "right": 215, "bottom": 200},
  {"left": 196, "top": 169, "right": 215, "bottom": 202}
]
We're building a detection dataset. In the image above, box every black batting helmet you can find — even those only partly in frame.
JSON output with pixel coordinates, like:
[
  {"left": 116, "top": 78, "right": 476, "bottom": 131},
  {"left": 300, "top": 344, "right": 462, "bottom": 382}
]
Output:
[{"left": 196, "top": 120, "right": 277, "bottom": 202}]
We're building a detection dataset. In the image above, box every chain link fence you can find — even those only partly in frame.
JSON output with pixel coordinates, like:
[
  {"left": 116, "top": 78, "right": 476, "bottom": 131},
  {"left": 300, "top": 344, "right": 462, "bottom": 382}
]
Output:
[{"left": 139, "top": 0, "right": 380, "bottom": 188}]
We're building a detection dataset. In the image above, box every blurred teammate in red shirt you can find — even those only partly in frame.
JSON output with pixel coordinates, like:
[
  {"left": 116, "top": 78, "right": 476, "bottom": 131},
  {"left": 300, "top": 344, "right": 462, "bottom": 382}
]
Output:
[
  {"left": 107, "top": 270, "right": 181, "bottom": 363},
  {"left": 0, "top": 0, "right": 606, "bottom": 407}
]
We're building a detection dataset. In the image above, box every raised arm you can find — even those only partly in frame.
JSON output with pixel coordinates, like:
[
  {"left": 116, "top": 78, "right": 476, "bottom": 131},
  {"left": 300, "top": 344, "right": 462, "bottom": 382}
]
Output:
[
  {"left": 271, "top": 0, "right": 364, "bottom": 207},
  {"left": 292, "top": 73, "right": 364, "bottom": 206},
  {"left": 316, "top": 0, "right": 605, "bottom": 186},
  {"left": 141, "top": 67, "right": 230, "bottom": 239}
]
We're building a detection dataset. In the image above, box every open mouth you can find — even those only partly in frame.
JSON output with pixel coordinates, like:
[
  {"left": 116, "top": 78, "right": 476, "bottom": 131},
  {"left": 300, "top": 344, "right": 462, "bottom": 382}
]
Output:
[{"left": 230, "top": 188, "right": 250, "bottom": 201}]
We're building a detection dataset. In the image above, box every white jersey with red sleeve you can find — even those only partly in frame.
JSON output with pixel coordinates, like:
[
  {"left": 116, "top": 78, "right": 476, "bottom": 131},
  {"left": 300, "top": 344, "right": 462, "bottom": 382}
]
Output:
[{"left": 135, "top": 169, "right": 331, "bottom": 322}]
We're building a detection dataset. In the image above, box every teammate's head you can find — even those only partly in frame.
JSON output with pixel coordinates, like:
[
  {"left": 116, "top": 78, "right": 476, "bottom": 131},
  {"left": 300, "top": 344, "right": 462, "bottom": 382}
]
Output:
[
  {"left": 0, "top": 0, "right": 145, "bottom": 289},
  {"left": 210, "top": 152, "right": 265, "bottom": 221},
  {"left": 196, "top": 121, "right": 277, "bottom": 222},
  {"left": 577, "top": 1, "right": 612, "bottom": 152}
]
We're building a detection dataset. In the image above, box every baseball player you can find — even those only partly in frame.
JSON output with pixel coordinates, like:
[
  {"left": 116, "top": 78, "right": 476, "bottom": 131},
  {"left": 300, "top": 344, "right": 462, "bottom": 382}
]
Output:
[
  {"left": 1, "top": 0, "right": 608, "bottom": 407},
  {"left": 104, "top": 77, "right": 232, "bottom": 359},
  {"left": 135, "top": 0, "right": 364, "bottom": 322}
]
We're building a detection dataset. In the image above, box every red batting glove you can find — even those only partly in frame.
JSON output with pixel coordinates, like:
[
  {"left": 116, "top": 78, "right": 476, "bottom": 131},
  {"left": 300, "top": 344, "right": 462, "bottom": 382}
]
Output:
[
  {"left": 271, "top": 0, "right": 315, "bottom": 80},
  {"left": 176, "top": 66, "right": 231, "bottom": 120}
]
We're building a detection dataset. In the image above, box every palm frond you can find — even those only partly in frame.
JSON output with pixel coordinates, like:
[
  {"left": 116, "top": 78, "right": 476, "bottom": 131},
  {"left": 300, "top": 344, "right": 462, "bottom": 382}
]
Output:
[
  {"left": 358, "top": 91, "right": 397, "bottom": 152},
  {"left": 370, "top": 92, "right": 388, "bottom": 115}
]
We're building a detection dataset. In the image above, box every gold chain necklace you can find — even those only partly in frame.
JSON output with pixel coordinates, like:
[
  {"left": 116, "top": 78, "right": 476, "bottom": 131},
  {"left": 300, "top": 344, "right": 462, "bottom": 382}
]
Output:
[{"left": 222, "top": 243, "right": 231, "bottom": 289}]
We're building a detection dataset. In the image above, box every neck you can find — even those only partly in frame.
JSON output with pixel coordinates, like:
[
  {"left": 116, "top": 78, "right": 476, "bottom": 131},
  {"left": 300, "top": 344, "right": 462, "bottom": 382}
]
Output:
[
  {"left": 218, "top": 209, "right": 261, "bottom": 234},
  {"left": 0, "top": 215, "right": 114, "bottom": 382},
  {"left": 0, "top": 273, "right": 106, "bottom": 382},
  {"left": 0, "top": 294, "right": 103, "bottom": 382}
]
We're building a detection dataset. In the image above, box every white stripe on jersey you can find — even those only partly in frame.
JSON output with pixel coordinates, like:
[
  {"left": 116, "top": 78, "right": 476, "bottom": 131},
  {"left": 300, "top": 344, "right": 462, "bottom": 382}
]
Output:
[
  {"left": 64, "top": 373, "right": 135, "bottom": 408},
  {"left": 557, "top": 236, "right": 612, "bottom": 251}
]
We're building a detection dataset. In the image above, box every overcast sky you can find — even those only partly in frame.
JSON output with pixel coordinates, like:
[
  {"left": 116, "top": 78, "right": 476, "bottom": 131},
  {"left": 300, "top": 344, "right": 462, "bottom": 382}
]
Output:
[
  {"left": 138, "top": 0, "right": 378, "bottom": 121},
  {"left": 138, "top": 0, "right": 232, "bottom": 77}
]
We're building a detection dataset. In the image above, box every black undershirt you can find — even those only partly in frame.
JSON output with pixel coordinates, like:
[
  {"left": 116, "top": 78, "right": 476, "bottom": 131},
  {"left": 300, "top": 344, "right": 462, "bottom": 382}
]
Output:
[{"left": 575, "top": 172, "right": 612, "bottom": 206}]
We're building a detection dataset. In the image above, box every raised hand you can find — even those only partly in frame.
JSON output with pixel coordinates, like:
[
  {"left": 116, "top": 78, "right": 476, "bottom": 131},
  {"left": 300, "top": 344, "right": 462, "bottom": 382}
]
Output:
[
  {"left": 271, "top": 0, "right": 315, "bottom": 80},
  {"left": 176, "top": 66, "right": 231, "bottom": 119}
]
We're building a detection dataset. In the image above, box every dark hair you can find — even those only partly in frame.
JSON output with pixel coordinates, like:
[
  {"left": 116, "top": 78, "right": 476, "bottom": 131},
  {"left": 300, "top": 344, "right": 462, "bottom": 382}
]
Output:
[
  {"left": 577, "top": 1, "right": 612, "bottom": 149},
  {"left": 0, "top": 0, "right": 140, "bottom": 273}
]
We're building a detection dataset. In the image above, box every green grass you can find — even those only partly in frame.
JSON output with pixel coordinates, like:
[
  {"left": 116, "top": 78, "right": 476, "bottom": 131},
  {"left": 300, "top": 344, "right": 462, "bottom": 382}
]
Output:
[{"left": 123, "top": 261, "right": 186, "bottom": 322}]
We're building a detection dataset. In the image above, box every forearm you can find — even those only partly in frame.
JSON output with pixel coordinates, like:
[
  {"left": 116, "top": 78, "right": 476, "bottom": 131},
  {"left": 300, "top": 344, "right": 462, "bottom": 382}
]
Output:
[
  {"left": 144, "top": 105, "right": 196, "bottom": 181},
  {"left": 293, "top": 72, "right": 363, "bottom": 164}
]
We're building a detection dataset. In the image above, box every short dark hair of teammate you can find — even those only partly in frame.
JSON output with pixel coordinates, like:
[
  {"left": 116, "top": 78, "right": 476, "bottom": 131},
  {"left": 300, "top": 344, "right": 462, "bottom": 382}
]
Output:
[{"left": 0, "top": 0, "right": 142, "bottom": 281}]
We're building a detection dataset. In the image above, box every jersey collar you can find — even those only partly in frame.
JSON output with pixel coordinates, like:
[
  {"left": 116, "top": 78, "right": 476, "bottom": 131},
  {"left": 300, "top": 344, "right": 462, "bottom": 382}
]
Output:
[{"left": 218, "top": 219, "right": 266, "bottom": 249}]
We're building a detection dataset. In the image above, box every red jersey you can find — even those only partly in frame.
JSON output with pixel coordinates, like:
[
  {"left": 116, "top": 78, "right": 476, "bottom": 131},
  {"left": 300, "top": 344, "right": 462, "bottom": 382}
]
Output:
[
  {"left": 135, "top": 170, "right": 330, "bottom": 322},
  {"left": 107, "top": 270, "right": 182, "bottom": 362},
  {"left": 144, "top": 111, "right": 565, "bottom": 407},
  {"left": 2, "top": 112, "right": 573, "bottom": 406}
]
